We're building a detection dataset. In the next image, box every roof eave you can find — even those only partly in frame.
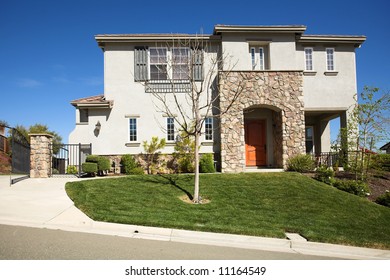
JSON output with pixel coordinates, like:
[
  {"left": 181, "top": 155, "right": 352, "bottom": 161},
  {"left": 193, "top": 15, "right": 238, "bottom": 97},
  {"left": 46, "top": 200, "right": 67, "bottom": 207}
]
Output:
[
  {"left": 213, "top": 25, "right": 307, "bottom": 35},
  {"left": 298, "top": 35, "right": 366, "bottom": 47}
]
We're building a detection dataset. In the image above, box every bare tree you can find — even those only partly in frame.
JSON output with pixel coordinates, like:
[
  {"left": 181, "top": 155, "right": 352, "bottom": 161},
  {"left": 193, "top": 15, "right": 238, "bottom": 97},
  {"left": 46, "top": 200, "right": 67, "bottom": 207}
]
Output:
[{"left": 134, "top": 34, "right": 245, "bottom": 203}]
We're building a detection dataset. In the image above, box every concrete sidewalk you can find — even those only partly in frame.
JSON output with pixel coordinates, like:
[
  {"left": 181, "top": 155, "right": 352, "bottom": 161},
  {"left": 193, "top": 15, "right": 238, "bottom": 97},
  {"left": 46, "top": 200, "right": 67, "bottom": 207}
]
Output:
[{"left": 0, "top": 176, "right": 389, "bottom": 260}]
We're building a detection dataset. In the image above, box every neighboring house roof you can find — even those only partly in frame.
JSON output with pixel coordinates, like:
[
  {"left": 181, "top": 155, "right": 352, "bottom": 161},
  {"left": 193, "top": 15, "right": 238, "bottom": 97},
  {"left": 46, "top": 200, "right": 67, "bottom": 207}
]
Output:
[
  {"left": 380, "top": 142, "right": 390, "bottom": 151},
  {"left": 70, "top": 94, "right": 113, "bottom": 109}
]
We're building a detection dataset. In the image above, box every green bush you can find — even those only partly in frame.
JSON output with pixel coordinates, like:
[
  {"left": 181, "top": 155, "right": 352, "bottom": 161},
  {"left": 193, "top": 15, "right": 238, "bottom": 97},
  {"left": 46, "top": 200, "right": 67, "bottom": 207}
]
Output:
[
  {"left": 120, "top": 154, "right": 144, "bottom": 175},
  {"left": 86, "top": 155, "right": 110, "bottom": 175},
  {"left": 200, "top": 153, "right": 215, "bottom": 173},
  {"left": 86, "top": 155, "right": 100, "bottom": 163},
  {"left": 376, "top": 192, "right": 390, "bottom": 207},
  {"left": 315, "top": 165, "right": 335, "bottom": 185},
  {"left": 333, "top": 179, "right": 370, "bottom": 197},
  {"left": 287, "top": 154, "right": 315, "bottom": 173},
  {"left": 66, "top": 165, "right": 78, "bottom": 174},
  {"left": 97, "top": 156, "right": 110, "bottom": 173},
  {"left": 82, "top": 162, "right": 97, "bottom": 176},
  {"left": 371, "top": 154, "right": 390, "bottom": 172},
  {"left": 173, "top": 132, "right": 195, "bottom": 173}
]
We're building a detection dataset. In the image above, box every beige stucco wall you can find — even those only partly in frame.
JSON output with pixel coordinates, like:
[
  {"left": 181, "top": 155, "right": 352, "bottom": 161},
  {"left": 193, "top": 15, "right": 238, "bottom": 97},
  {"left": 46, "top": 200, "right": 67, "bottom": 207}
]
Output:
[{"left": 70, "top": 42, "right": 218, "bottom": 156}]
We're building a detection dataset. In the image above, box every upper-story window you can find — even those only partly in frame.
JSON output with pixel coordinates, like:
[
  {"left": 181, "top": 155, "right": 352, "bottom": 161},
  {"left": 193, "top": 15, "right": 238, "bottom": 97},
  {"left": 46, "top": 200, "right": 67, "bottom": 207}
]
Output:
[
  {"left": 134, "top": 46, "right": 203, "bottom": 85},
  {"left": 251, "top": 46, "right": 267, "bottom": 70},
  {"left": 304, "top": 48, "right": 313, "bottom": 71},
  {"left": 149, "top": 48, "right": 168, "bottom": 80},
  {"left": 172, "top": 48, "right": 190, "bottom": 80},
  {"left": 79, "top": 109, "right": 89, "bottom": 123},
  {"left": 326, "top": 48, "right": 335, "bottom": 71}
]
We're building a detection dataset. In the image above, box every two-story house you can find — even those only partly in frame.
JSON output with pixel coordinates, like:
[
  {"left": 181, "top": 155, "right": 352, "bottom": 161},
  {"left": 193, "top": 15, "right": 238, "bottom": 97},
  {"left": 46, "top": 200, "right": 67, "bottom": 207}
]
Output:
[{"left": 69, "top": 24, "right": 365, "bottom": 172}]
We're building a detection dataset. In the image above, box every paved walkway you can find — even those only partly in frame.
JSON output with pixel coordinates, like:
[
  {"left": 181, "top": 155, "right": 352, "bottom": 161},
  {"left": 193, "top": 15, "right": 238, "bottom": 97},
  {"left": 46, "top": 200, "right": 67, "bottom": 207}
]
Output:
[{"left": 0, "top": 175, "right": 389, "bottom": 260}]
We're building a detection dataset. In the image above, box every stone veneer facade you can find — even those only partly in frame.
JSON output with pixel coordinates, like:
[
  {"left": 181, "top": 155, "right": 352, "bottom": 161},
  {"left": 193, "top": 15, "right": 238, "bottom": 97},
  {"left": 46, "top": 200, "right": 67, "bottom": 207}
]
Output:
[
  {"left": 30, "top": 134, "right": 53, "bottom": 178},
  {"left": 218, "top": 71, "right": 306, "bottom": 172}
]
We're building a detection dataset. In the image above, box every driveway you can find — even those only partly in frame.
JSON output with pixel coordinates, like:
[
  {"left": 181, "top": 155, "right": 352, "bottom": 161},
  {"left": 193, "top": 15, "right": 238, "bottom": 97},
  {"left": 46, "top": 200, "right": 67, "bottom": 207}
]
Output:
[{"left": 0, "top": 176, "right": 92, "bottom": 228}]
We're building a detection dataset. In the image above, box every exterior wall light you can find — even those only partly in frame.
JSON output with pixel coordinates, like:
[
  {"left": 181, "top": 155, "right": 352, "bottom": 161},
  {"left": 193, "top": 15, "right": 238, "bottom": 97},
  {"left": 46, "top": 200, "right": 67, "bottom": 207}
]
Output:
[{"left": 95, "top": 121, "right": 101, "bottom": 131}]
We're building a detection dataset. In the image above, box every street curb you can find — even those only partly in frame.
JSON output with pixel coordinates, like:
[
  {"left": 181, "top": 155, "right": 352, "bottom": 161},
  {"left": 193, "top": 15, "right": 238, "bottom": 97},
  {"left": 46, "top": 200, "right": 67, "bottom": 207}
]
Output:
[{"left": 1, "top": 218, "right": 389, "bottom": 260}]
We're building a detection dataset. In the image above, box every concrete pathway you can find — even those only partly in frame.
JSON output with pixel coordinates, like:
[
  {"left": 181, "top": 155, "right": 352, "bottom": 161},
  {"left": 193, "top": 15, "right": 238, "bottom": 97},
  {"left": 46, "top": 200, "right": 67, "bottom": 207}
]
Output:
[{"left": 0, "top": 175, "right": 389, "bottom": 260}]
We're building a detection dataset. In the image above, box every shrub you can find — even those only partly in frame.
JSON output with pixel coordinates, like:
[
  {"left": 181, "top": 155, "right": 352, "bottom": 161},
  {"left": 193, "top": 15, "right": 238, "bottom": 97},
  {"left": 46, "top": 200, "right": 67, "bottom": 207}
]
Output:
[
  {"left": 143, "top": 136, "right": 166, "bottom": 174},
  {"left": 66, "top": 165, "right": 78, "bottom": 174},
  {"left": 86, "top": 155, "right": 100, "bottom": 163},
  {"left": 371, "top": 154, "right": 390, "bottom": 172},
  {"left": 333, "top": 179, "right": 370, "bottom": 197},
  {"left": 86, "top": 155, "right": 110, "bottom": 175},
  {"left": 376, "top": 192, "right": 390, "bottom": 207},
  {"left": 287, "top": 154, "right": 315, "bottom": 173},
  {"left": 82, "top": 162, "right": 97, "bottom": 176},
  {"left": 120, "top": 154, "right": 144, "bottom": 175},
  {"left": 199, "top": 153, "right": 215, "bottom": 173},
  {"left": 173, "top": 132, "right": 195, "bottom": 173},
  {"left": 97, "top": 156, "right": 110, "bottom": 175},
  {"left": 315, "top": 165, "right": 335, "bottom": 185}
]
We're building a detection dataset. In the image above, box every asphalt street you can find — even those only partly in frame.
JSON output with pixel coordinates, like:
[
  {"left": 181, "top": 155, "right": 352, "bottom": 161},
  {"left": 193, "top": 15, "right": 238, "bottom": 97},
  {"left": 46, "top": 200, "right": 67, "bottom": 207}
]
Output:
[{"left": 0, "top": 224, "right": 338, "bottom": 260}]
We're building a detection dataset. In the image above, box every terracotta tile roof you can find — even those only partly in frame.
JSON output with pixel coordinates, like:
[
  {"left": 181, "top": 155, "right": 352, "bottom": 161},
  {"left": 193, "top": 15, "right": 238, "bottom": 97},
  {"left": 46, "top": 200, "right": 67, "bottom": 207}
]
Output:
[{"left": 70, "top": 94, "right": 113, "bottom": 108}]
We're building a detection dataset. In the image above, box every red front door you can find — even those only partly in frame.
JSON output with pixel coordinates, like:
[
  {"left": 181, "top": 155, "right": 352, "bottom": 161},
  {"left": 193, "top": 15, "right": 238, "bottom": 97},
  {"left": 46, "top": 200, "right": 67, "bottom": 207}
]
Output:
[{"left": 245, "top": 120, "right": 267, "bottom": 166}]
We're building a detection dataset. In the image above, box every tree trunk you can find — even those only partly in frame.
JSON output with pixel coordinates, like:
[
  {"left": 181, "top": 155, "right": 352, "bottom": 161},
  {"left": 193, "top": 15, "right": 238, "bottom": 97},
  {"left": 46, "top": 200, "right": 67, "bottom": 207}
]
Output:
[
  {"left": 193, "top": 97, "right": 201, "bottom": 203},
  {"left": 193, "top": 131, "right": 200, "bottom": 203}
]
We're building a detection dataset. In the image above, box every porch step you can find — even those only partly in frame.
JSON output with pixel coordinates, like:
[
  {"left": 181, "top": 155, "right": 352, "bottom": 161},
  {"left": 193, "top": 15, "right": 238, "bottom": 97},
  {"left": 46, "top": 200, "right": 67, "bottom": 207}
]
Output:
[{"left": 244, "top": 167, "right": 284, "bottom": 173}]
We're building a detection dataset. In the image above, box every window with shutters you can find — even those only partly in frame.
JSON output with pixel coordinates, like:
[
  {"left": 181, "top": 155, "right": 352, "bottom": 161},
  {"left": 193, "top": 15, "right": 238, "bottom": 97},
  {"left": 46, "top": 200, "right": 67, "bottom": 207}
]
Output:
[{"left": 134, "top": 46, "right": 203, "bottom": 90}]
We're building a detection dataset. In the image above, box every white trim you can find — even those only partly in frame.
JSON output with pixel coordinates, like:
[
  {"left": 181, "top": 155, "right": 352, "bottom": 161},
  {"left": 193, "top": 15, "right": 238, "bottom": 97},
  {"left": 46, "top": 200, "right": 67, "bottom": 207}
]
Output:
[{"left": 125, "top": 114, "right": 140, "bottom": 118}]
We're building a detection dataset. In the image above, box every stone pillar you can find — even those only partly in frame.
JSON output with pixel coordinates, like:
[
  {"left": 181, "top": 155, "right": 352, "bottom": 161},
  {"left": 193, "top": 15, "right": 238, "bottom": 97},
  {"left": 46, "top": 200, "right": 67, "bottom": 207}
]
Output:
[{"left": 29, "top": 134, "right": 53, "bottom": 178}]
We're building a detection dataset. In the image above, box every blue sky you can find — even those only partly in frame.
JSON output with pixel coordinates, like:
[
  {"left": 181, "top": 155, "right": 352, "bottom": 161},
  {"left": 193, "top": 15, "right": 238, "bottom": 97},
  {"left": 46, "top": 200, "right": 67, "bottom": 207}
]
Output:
[{"left": 1, "top": 0, "right": 389, "bottom": 146}]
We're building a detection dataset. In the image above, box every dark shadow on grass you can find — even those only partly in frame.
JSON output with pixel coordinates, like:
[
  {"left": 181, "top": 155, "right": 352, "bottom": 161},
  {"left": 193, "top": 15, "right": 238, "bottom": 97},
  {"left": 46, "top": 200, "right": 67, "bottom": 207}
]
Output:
[{"left": 141, "top": 174, "right": 194, "bottom": 200}]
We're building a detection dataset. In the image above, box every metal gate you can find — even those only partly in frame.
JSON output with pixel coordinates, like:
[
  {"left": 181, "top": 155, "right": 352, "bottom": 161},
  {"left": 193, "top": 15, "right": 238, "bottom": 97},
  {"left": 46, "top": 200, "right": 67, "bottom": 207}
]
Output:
[
  {"left": 0, "top": 126, "right": 31, "bottom": 184},
  {"left": 50, "top": 143, "right": 92, "bottom": 177}
]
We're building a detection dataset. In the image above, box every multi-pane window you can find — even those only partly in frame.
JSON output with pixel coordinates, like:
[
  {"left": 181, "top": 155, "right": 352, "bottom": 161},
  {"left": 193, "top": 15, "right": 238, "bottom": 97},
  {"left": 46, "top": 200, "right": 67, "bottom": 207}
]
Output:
[
  {"left": 129, "top": 118, "right": 137, "bottom": 142},
  {"left": 172, "top": 48, "right": 190, "bottom": 80},
  {"left": 149, "top": 48, "right": 168, "bottom": 80},
  {"left": 326, "top": 48, "right": 335, "bottom": 71},
  {"left": 167, "top": 117, "right": 175, "bottom": 141},
  {"left": 251, "top": 48, "right": 256, "bottom": 70},
  {"left": 251, "top": 47, "right": 266, "bottom": 70},
  {"left": 305, "top": 126, "right": 314, "bottom": 154},
  {"left": 259, "top": 47, "right": 265, "bottom": 70},
  {"left": 205, "top": 117, "right": 213, "bottom": 141},
  {"left": 304, "top": 48, "right": 313, "bottom": 71},
  {"left": 79, "top": 109, "right": 88, "bottom": 123}
]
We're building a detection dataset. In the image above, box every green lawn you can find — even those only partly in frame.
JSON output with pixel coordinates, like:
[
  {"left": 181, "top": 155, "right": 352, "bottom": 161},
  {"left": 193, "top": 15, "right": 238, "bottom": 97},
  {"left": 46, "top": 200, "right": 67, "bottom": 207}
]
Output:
[{"left": 65, "top": 172, "right": 390, "bottom": 249}]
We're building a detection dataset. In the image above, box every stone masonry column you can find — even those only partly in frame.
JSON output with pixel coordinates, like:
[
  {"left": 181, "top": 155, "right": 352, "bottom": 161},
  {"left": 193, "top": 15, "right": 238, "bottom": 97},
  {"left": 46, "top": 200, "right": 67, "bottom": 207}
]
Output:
[{"left": 29, "top": 133, "right": 53, "bottom": 178}]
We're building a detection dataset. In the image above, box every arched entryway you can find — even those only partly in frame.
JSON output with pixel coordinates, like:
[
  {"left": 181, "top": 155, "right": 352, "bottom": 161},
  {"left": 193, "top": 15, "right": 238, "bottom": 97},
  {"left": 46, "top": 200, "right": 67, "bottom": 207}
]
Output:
[{"left": 244, "top": 106, "right": 283, "bottom": 168}]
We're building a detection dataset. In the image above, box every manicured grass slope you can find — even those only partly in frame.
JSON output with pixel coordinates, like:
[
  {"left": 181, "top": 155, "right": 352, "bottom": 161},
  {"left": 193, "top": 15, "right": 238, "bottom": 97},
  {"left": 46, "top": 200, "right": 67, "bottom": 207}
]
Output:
[{"left": 66, "top": 173, "right": 390, "bottom": 249}]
